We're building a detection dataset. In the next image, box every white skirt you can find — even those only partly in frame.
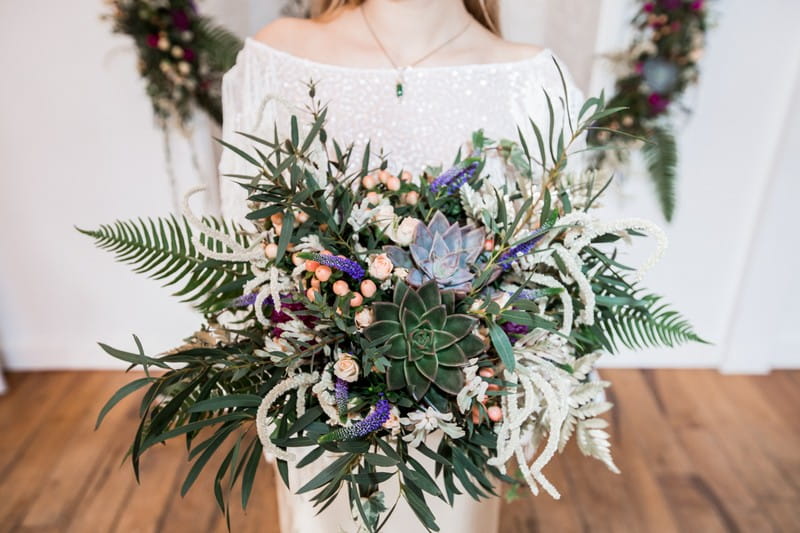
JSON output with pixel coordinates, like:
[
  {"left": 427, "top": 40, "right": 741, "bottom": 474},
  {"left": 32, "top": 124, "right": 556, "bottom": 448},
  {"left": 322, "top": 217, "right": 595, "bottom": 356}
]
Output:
[{"left": 270, "top": 440, "right": 501, "bottom": 533}]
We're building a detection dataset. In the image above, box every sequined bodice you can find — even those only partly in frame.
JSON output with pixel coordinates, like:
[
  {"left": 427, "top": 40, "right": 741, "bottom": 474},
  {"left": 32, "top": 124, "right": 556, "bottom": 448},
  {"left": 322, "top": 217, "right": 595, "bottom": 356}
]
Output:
[{"left": 219, "top": 38, "right": 584, "bottom": 222}]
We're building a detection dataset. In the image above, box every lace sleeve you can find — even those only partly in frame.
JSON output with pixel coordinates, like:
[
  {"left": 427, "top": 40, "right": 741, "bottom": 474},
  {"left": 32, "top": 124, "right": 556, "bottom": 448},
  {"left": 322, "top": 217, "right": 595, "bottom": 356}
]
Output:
[
  {"left": 218, "top": 43, "right": 282, "bottom": 226},
  {"left": 218, "top": 55, "right": 251, "bottom": 224}
]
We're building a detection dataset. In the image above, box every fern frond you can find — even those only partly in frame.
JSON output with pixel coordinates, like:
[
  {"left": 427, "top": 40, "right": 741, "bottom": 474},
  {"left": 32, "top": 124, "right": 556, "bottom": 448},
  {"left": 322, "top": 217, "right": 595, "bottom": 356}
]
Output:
[
  {"left": 592, "top": 292, "right": 707, "bottom": 352},
  {"left": 77, "top": 216, "right": 252, "bottom": 313},
  {"left": 576, "top": 418, "right": 619, "bottom": 473},
  {"left": 195, "top": 16, "right": 243, "bottom": 72},
  {"left": 642, "top": 126, "right": 677, "bottom": 222}
]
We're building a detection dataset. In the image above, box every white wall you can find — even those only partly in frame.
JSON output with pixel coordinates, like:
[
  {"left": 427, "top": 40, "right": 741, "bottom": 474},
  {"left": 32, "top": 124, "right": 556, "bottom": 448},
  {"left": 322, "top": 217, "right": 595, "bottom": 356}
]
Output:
[
  {"left": 586, "top": 0, "right": 800, "bottom": 371},
  {"left": 0, "top": 1, "right": 798, "bottom": 371}
]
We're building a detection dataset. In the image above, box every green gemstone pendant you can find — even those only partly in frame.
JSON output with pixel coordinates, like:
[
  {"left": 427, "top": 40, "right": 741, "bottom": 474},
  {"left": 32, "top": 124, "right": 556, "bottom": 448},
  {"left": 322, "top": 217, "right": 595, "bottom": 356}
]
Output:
[{"left": 396, "top": 68, "right": 408, "bottom": 99}]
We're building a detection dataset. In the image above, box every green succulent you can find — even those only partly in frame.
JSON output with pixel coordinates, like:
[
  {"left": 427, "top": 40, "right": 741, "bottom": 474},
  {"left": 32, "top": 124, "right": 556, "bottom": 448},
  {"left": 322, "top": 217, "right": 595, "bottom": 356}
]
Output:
[{"left": 363, "top": 280, "right": 485, "bottom": 401}]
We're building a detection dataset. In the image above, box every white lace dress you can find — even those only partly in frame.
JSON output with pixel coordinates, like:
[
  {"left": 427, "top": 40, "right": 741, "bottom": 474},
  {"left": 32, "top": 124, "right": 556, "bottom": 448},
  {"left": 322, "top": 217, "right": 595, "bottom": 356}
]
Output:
[{"left": 218, "top": 37, "right": 585, "bottom": 222}]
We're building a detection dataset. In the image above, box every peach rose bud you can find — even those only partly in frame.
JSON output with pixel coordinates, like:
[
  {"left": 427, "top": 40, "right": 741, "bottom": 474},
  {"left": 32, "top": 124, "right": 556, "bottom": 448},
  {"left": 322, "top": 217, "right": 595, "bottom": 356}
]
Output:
[
  {"left": 360, "top": 279, "right": 377, "bottom": 298},
  {"left": 386, "top": 176, "right": 401, "bottom": 191},
  {"left": 488, "top": 406, "right": 503, "bottom": 422},
  {"left": 263, "top": 242, "right": 278, "bottom": 259},
  {"left": 479, "top": 368, "right": 495, "bottom": 378},
  {"left": 349, "top": 292, "right": 364, "bottom": 307},
  {"left": 377, "top": 170, "right": 392, "bottom": 184},
  {"left": 333, "top": 280, "right": 350, "bottom": 296},
  {"left": 314, "top": 266, "right": 332, "bottom": 282},
  {"left": 305, "top": 259, "right": 320, "bottom": 272},
  {"left": 362, "top": 174, "right": 378, "bottom": 190}
]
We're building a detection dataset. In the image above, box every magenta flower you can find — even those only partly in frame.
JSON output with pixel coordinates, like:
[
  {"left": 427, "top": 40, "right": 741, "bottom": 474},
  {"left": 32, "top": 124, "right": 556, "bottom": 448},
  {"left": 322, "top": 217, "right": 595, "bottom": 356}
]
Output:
[
  {"left": 643, "top": 2, "right": 655, "bottom": 12},
  {"left": 690, "top": 0, "right": 704, "bottom": 10},
  {"left": 145, "top": 34, "right": 159, "bottom": 48},
  {"left": 647, "top": 93, "right": 671, "bottom": 114},
  {"left": 183, "top": 48, "right": 196, "bottom": 62},
  {"left": 171, "top": 9, "right": 191, "bottom": 31}
]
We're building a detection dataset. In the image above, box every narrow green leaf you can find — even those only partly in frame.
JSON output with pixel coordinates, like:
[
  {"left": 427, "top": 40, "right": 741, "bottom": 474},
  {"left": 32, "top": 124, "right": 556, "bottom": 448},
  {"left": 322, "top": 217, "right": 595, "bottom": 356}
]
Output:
[
  {"left": 488, "top": 321, "right": 515, "bottom": 372},
  {"left": 95, "top": 377, "right": 154, "bottom": 429}
]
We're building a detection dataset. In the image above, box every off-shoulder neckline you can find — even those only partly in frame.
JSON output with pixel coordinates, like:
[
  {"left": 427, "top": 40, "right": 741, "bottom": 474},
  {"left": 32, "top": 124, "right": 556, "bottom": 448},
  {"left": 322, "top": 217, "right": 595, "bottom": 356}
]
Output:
[{"left": 243, "top": 37, "right": 553, "bottom": 74}]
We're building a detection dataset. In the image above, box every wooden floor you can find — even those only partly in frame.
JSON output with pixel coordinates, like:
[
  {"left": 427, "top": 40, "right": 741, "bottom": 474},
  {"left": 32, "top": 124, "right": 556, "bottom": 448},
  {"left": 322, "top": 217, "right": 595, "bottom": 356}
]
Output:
[{"left": 0, "top": 370, "right": 798, "bottom": 533}]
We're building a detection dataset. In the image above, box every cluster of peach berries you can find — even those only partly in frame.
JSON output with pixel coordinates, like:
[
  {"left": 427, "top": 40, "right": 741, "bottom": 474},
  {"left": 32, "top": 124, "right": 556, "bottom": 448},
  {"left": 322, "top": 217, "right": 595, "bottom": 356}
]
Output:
[{"left": 361, "top": 169, "right": 419, "bottom": 206}]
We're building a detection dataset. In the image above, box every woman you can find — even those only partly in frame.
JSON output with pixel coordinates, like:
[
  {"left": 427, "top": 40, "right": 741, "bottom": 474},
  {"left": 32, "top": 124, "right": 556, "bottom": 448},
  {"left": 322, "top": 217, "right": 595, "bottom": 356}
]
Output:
[
  {"left": 217, "top": 3, "right": 587, "bottom": 531},
  {"left": 219, "top": 0, "right": 585, "bottom": 223}
]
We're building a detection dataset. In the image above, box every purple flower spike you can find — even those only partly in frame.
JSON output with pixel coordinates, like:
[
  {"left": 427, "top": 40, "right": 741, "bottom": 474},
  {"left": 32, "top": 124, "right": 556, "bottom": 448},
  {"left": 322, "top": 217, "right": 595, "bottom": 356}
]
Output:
[
  {"left": 233, "top": 292, "right": 260, "bottom": 307},
  {"left": 318, "top": 397, "right": 392, "bottom": 442},
  {"left": 498, "top": 234, "right": 546, "bottom": 270},
  {"left": 305, "top": 253, "right": 365, "bottom": 281},
  {"left": 430, "top": 161, "right": 479, "bottom": 194},
  {"left": 501, "top": 321, "right": 531, "bottom": 344},
  {"left": 335, "top": 378, "right": 349, "bottom": 421}
]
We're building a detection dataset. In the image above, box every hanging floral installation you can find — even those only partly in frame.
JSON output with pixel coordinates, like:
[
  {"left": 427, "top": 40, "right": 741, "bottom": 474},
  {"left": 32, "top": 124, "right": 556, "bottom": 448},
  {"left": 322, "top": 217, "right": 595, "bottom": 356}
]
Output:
[
  {"left": 104, "top": 0, "right": 244, "bottom": 211},
  {"left": 105, "top": 0, "right": 242, "bottom": 126},
  {"left": 589, "top": 0, "right": 711, "bottom": 221}
]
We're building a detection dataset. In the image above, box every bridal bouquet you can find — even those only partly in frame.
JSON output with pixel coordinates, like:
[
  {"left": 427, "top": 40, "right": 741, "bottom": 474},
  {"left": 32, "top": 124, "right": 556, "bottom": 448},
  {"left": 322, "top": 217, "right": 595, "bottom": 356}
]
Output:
[{"left": 82, "top": 80, "right": 703, "bottom": 531}]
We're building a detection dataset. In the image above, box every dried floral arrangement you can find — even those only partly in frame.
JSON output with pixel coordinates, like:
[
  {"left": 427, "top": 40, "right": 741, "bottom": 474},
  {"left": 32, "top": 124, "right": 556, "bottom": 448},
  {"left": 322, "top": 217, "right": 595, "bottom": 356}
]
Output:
[
  {"left": 591, "top": 0, "right": 710, "bottom": 221},
  {"left": 105, "top": 0, "right": 242, "bottom": 126},
  {"left": 81, "top": 72, "right": 705, "bottom": 531}
]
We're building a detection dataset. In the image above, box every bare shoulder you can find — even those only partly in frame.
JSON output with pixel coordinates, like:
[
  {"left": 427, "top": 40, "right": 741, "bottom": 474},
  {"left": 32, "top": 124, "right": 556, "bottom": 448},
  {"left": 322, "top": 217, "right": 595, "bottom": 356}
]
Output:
[
  {"left": 493, "top": 40, "right": 547, "bottom": 62},
  {"left": 463, "top": 25, "right": 546, "bottom": 63},
  {"left": 252, "top": 17, "right": 326, "bottom": 55}
]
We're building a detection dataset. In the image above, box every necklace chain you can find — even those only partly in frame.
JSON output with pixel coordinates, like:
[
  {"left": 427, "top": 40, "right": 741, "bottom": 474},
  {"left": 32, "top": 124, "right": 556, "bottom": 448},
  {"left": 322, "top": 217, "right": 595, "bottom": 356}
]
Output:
[{"left": 360, "top": 5, "right": 472, "bottom": 98}]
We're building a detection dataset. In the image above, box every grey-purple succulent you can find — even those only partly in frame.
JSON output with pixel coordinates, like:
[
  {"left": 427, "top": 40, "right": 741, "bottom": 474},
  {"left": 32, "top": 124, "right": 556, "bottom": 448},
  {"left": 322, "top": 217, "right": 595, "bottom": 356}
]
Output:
[{"left": 385, "top": 211, "right": 485, "bottom": 293}]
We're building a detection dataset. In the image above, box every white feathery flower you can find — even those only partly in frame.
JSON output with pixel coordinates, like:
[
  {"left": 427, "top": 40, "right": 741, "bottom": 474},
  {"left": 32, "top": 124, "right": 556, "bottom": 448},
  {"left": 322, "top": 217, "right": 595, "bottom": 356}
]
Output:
[
  {"left": 295, "top": 234, "right": 325, "bottom": 253},
  {"left": 400, "top": 407, "right": 465, "bottom": 447},
  {"left": 311, "top": 364, "right": 341, "bottom": 425},
  {"left": 456, "top": 358, "right": 488, "bottom": 414},
  {"left": 347, "top": 198, "right": 375, "bottom": 232},
  {"left": 256, "top": 372, "right": 320, "bottom": 461}
]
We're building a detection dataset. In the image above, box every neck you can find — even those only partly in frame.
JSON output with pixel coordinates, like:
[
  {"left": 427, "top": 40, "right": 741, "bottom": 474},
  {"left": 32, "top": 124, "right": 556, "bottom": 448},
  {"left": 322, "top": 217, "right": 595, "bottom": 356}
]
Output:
[{"left": 360, "top": 0, "right": 473, "bottom": 64}]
